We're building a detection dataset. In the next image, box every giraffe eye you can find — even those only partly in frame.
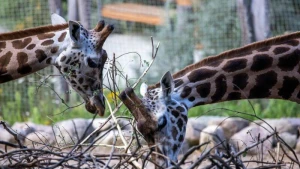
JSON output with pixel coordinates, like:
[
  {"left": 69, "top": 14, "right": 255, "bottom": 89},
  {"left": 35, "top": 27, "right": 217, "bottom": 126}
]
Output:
[{"left": 157, "top": 116, "right": 167, "bottom": 131}]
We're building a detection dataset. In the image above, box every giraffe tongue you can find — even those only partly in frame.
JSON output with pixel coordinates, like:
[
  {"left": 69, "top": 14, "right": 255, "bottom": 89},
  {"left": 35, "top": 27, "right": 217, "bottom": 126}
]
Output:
[{"left": 85, "top": 95, "right": 105, "bottom": 116}]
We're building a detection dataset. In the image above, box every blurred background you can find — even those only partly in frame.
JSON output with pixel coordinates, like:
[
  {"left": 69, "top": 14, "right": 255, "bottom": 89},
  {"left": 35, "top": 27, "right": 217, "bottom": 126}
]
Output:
[{"left": 0, "top": 0, "right": 300, "bottom": 125}]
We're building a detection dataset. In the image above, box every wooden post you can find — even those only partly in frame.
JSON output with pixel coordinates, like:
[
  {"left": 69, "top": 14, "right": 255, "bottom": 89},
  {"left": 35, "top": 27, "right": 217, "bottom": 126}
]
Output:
[{"left": 251, "top": 0, "right": 271, "bottom": 41}]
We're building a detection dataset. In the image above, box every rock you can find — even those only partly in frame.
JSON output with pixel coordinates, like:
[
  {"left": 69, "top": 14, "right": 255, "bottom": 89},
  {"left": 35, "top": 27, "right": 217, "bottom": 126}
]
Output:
[
  {"left": 90, "top": 118, "right": 132, "bottom": 132},
  {"left": 96, "top": 130, "right": 127, "bottom": 146},
  {"left": 0, "top": 124, "right": 14, "bottom": 151},
  {"left": 97, "top": 130, "right": 146, "bottom": 146},
  {"left": 12, "top": 122, "right": 35, "bottom": 141},
  {"left": 0, "top": 124, "right": 13, "bottom": 142},
  {"left": 193, "top": 116, "right": 227, "bottom": 126},
  {"left": 90, "top": 118, "right": 135, "bottom": 154},
  {"left": 199, "top": 125, "right": 226, "bottom": 152},
  {"left": 282, "top": 118, "right": 300, "bottom": 131},
  {"left": 92, "top": 130, "right": 122, "bottom": 154},
  {"left": 184, "top": 116, "right": 227, "bottom": 146},
  {"left": 53, "top": 118, "right": 94, "bottom": 146},
  {"left": 209, "top": 118, "right": 249, "bottom": 139},
  {"left": 283, "top": 118, "right": 300, "bottom": 126},
  {"left": 11, "top": 122, "right": 51, "bottom": 143},
  {"left": 294, "top": 138, "right": 300, "bottom": 153},
  {"left": 254, "top": 119, "right": 298, "bottom": 135},
  {"left": 230, "top": 125, "right": 273, "bottom": 155},
  {"left": 92, "top": 130, "right": 147, "bottom": 154},
  {"left": 90, "top": 118, "right": 114, "bottom": 131},
  {"left": 185, "top": 118, "right": 207, "bottom": 146},
  {"left": 277, "top": 132, "right": 297, "bottom": 149},
  {"left": 117, "top": 119, "right": 132, "bottom": 131},
  {"left": 24, "top": 131, "right": 55, "bottom": 147}
]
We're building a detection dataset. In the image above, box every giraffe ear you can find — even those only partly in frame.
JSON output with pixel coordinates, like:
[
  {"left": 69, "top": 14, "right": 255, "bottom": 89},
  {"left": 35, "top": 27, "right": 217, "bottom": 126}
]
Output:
[
  {"left": 140, "top": 83, "right": 148, "bottom": 97},
  {"left": 68, "top": 21, "right": 81, "bottom": 43},
  {"left": 51, "top": 13, "right": 67, "bottom": 25},
  {"left": 160, "top": 71, "right": 174, "bottom": 100}
]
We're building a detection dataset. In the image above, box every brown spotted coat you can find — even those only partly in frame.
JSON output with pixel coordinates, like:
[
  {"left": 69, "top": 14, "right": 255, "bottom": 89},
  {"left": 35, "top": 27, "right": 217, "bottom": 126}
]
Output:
[
  {"left": 0, "top": 24, "right": 69, "bottom": 83},
  {"left": 121, "top": 31, "right": 300, "bottom": 167}
]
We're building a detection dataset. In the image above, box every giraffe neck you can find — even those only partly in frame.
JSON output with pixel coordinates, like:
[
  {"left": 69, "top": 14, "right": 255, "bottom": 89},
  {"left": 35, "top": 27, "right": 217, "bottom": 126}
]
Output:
[
  {"left": 171, "top": 33, "right": 300, "bottom": 109},
  {"left": 0, "top": 24, "right": 69, "bottom": 83}
]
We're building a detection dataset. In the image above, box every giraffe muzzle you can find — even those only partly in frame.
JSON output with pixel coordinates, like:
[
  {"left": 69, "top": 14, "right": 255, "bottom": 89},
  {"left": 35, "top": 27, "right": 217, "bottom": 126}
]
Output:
[
  {"left": 120, "top": 87, "right": 157, "bottom": 135},
  {"left": 85, "top": 94, "right": 105, "bottom": 116}
]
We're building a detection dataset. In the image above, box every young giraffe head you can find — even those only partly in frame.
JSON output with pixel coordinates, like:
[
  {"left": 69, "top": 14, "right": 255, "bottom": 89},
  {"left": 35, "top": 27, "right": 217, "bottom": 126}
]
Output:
[
  {"left": 120, "top": 31, "right": 300, "bottom": 167},
  {"left": 54, "top": 18, "right": 114, "bottom": 116},
  {"left": 120, "top": 72, "right": 187, "bottom": 167}
]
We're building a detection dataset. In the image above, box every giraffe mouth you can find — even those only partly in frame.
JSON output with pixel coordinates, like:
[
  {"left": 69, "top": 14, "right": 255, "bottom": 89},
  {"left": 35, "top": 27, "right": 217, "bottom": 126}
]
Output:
[{"left": 85, "top": 94, "right": 105, "bottom": 116}]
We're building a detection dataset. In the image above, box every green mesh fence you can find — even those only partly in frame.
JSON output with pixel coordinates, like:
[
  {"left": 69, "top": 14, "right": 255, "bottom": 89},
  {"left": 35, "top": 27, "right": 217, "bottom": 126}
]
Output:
[
  {"left": 0, "top": 0, "right": 53, "bottom": 121},
  {"left": 0, "top": 0, "right": 300, "bottom": 121}
]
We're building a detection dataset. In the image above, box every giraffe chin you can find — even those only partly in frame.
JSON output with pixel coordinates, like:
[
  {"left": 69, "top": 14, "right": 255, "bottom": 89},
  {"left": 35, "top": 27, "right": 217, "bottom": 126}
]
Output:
[{"left": 85, "top": 95, "right": 105, "bottom": 116}]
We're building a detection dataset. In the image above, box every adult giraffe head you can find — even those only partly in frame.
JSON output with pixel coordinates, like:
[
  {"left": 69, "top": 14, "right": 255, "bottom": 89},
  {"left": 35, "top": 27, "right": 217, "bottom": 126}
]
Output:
[
  {"left": 0, "top": 14, "right": 113, "bottom": 116},
  {"left": 52, "top": 14, "right": 114, "bottom": 116}
]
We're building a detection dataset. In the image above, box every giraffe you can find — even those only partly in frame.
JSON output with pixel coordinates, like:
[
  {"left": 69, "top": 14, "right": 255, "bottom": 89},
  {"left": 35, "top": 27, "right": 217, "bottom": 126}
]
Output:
[
  {"left": 0, "top": 14, "right": 114, "bottom": 116},
  {"left": 120, "top": 31, "right": 300, "bottom": 167}
]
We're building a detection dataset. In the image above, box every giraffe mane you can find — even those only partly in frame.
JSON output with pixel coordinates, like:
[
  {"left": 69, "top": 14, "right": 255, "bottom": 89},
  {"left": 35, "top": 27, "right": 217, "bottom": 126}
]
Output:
[
  {"left": 0, "top": 23, "right": 68, "bottom": 41},
  {"left": 148, "top": 31, "right": 300, "bottom": 89}
]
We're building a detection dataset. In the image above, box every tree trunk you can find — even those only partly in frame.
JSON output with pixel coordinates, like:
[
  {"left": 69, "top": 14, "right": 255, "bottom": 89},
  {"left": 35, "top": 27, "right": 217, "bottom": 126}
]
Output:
[
  {"left": 49, "top": 0, "right": 70, "bottom": 102},
  {"left": 237, "top": 0, "right": 254, "bottom": 45},
  {"left": 78, "top": 0, "right": 91, "bottom": 29},
  {"left": 68, "top": 0, "right": 91, "bottom": 29},
  {"left": 237, "top": 0, "right": 270, "bottom": 45},
  {"left": 68, "top": 0, "right": 79, "bottom": 21},
  {"left": 251, "top": 0, "right": 271, "bottom": 41},
  {"left": 97, "top": 0, "right": 102, "bottom": 21},
  {"left": 48, "top": 0, "right": 62, "bottom": 15}
]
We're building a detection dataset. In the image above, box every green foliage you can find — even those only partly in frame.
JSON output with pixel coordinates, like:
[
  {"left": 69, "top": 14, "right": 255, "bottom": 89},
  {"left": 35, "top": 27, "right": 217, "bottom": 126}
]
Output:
[
  {"left": 269, "top": 0, "right": 300, "bottom": 35},
  {"left": 0, "top": 86, "right": 94, "bottom": 125},
  {"left": 0, "top": 91, "right": 23, "bottom": 123},
  {"left": 197, "top": 0, "right": 241, "bottom": 56},
  {"left": 262, "top": 99, "right": 300, "bottom": 118},
  {"left": 1, "top": 86, "right": 299, "bottom": 125},
  {"left": 0, "top": 0, "right": 50, "bottom": 31},
  {"left": 147, "top": 3, "right": 195, "bottom": 83},
  {"left": 0, "top": 86, "right": 129, "bottom": 125},
  {"left": 188, "top": 99, "right": 300, "bottom": 120},
  {"left": 188, "top": 100, "right": 262, "bottom": 120}
]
